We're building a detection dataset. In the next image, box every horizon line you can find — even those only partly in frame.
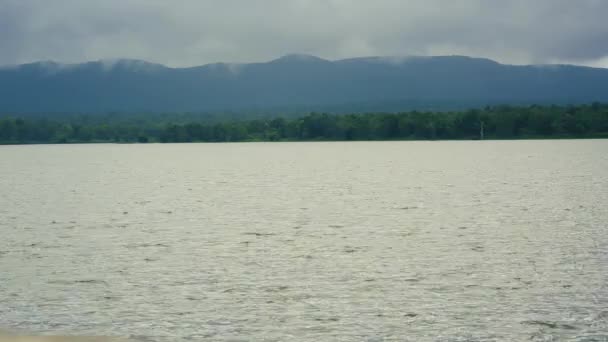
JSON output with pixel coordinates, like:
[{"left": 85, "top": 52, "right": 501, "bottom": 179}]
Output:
[{"left": 1, "top": 54, "right": 606, "bottom": 70}]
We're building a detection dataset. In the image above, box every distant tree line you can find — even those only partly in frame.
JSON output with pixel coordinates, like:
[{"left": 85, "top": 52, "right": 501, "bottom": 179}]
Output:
[{"left": 1, "top": 103, "right": 608, "bottom": 144}]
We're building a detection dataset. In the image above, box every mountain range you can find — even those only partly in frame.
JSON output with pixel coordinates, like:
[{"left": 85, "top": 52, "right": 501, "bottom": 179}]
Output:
[{"left": 1, "top": 54, "right": 607, "bottom": 114}]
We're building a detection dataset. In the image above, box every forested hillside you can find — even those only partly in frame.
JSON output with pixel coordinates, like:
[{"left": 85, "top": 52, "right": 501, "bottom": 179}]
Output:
[{"left": 2, "top": 55, "right": 608, "bottom": 114}]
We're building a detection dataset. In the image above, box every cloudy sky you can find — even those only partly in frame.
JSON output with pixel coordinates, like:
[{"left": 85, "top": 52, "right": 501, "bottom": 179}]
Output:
[{"left": 1, "top": 0, "right": 607, "bottom": 67}]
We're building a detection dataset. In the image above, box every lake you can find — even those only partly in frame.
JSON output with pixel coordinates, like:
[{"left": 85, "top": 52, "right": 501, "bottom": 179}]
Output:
[{"left": 1, "top": 140, "right": 607, "bottom": 341}]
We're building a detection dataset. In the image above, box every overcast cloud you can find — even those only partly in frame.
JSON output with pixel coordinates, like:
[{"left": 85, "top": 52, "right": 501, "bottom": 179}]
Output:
[{"left": 1, "top": 0, "right": 607, "bottom": 67}]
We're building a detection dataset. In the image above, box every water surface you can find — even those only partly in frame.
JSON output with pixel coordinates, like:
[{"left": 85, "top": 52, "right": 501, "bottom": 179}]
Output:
[{"left": 1, "top": 141, "right": 607, "bottom": 341}]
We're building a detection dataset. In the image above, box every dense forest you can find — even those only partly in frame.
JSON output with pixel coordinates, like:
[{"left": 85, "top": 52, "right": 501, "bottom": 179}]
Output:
[{"left": 1, "top": 103, "right": 607, "bottom": 144}]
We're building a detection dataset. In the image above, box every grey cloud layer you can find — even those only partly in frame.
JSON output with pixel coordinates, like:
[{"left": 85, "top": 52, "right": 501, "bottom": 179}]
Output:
[{"left": 1, "top": 0, "right": 607, "bottom": 67}]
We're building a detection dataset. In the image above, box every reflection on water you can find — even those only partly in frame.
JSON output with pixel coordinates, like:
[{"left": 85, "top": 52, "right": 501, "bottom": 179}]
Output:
[{"left": 1, "top": 140, "right": 607, "bottom": 341}]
